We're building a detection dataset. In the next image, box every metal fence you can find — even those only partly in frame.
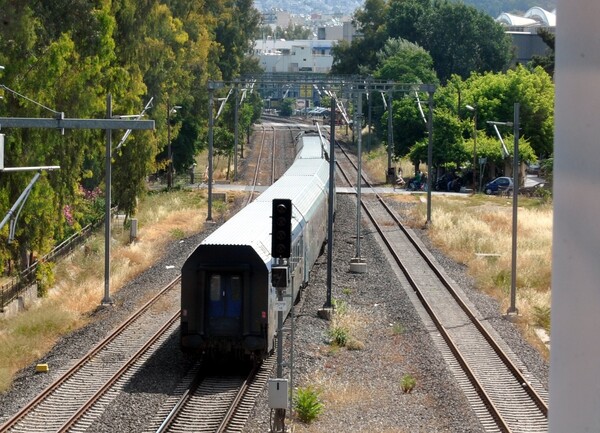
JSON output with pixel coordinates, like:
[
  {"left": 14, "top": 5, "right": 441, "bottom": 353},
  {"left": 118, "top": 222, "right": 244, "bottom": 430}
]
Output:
[{"left": 0, "top": 221, "right": 100, "bottom": 311}]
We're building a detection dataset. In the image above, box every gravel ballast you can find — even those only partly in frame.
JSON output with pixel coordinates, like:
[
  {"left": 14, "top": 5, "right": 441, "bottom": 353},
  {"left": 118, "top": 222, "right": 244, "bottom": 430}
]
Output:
[{"left": 0, "top": 192, "right": 549, "bottom": 432}]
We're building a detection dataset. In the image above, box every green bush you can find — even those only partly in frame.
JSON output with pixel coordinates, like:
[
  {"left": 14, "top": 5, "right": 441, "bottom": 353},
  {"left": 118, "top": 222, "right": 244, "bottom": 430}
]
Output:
[
  {"left": 36, "top": 261, "right": 56, "bottom": 298},
  {"left": 401, "top": 374, "right": 416, "bottom": 393},
  {"left": 331, "top": 298, "right": 348, "bottom": 316},
  {"left": 533, "top": 305, "right": 551, "bottom": 332},
  {"left": 294, "top": 386, "right": 324, "bottom": 423},
  {"left": 391, "top": 322, "right": 405, "bottom": 335},
  {"left": 170, "top": 228, "right": 186, "bottom": 240},
  {"left": 328, "top": 326, "right": 349, "bottom": 347}
]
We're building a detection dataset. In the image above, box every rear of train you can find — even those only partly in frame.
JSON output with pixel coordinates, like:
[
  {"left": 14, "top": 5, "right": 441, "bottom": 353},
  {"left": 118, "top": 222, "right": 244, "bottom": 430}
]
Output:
[{"left": 180, "top": 133, "right": 331, "bottom": 361}]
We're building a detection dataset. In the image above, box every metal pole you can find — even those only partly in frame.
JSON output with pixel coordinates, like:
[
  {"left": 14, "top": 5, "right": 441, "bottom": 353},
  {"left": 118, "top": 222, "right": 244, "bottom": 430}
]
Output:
[
  {"left": 356, "top": 92, "right": 362, "bottom": 259},
  {"left": 324, "top": 96, "right": 335, "bottom": 309},
  {"left": 0, "top": 172, "right": 41, "bottom": 232},
  {"left": 289, "top": 274, "right": 295, "bottom": 413},
  {"left": 277, "top": 287, "right": 284, "bottom": 377},
  {"left": 367, "top": 86, "right": 372, "bottom": 153},
  {"left": 207, "top": 88, "right": 214, "bottom": 221},
  {"left": 508, "top": 103, "right": 520, "bottom": 315},
  {"left": 167, "top": 101, "right": 173, "bottom": 189},
  {"left": 102, "top": 93, "right": 113, "bottom": 305},
  {"left": 387, "top": 91, "right": 393, "bottom": 182},
  {"left": 426, "top": 90, "right": 433, "bottom": 225},
  {"left": 473, "top": 106, "right": 478, "bottom": 192},
  {"left": 274, "top": 285, "right": 285, "bottom": 431},
  {"left": 234, "top": 83, "right": 239, "bottom": 180}
]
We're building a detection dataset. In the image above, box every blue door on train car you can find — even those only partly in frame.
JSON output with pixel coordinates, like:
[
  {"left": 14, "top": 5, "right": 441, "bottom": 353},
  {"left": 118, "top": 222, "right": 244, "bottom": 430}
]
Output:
[{"left": 207, "top": 273, "right": 242, "bottom": 336}]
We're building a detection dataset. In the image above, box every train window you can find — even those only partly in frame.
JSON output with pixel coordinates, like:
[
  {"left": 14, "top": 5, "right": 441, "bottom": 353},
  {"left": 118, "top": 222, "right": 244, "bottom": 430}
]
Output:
[
  {"left": 210, "top": 275, "right": 221, "bottom": 301},
  {"left": 231, "top": 276, "right": 242, "bottom": 301}
]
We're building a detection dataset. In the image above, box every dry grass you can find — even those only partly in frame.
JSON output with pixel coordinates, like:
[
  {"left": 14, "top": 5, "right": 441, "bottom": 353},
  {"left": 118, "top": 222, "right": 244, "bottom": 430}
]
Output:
[
  {"left": 355, "top": 137, "right": 553, "bottom": 357},
  {"left": 399, "top": 194, "right": 552, "bottom": 357},
  {"left": 310, "top": 372, "right": 373, "bottom": 409},
  {"left": 0, "top": 189, "right": 213, "bottom": 392},
  {"left": 331, "top": 303, "right": 370, "bottom": 344},
  {"left": 359, "top": 144, "right": 425, "bottom": 186}
]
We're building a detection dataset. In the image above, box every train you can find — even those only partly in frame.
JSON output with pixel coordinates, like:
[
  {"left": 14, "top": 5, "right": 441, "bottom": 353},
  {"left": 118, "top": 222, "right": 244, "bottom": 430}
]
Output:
[{"left": 180, "top": 130, "right": 332, "bottom": 361}]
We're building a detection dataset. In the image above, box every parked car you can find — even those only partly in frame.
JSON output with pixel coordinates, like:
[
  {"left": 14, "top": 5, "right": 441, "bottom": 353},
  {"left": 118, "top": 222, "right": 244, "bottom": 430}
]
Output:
[
  {"left": 484, "top": 176, "right": 513, "bottom": 195},
  {"left": 526, "top": 162, "right": 541, "bottom": 175}
]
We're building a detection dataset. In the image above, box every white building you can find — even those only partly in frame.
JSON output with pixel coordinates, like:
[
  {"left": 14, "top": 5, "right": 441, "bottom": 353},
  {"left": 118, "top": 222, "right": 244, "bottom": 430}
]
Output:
[
  {"left": 496, "top": 7, "right": 556, "bottom": 66},
  {"left": 253, "top": 39, "right": 336, "bottom": 73}
]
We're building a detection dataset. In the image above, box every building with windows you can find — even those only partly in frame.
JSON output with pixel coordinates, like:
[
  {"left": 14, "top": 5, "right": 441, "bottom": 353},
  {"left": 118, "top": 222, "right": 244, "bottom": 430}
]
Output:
[
  {"left": 496, "top": 7, "right": 556, "bottom": 65},
  {"left": 253, "top": 39, "right": 336, "bottom": 74}
]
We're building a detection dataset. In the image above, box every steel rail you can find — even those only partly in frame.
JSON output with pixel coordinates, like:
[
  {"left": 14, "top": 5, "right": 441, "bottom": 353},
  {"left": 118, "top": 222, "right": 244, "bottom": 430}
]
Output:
[
  {"left": 334, "top": 142, "right": 548, "bottom": 431},
  {"left": 244, "top": 124, "right": 269, "bottom": 207},
  {"left": 336, "top": 142, "right": 548, "bottom": 417},
  {"left": 57, "top": 313, "right": 181, "bottom": 432},
  {"left": 0, "top": 277, "right": 181, "bottom": 432}
]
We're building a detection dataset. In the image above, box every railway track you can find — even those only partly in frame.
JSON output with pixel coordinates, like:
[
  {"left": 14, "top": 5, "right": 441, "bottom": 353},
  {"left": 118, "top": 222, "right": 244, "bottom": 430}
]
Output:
[
  {"left": 150, "top": 355, "right": 276, "bottom": 433},
  {"left": 0, "top": 279, "right": 182, "bottom": 433},
  {"left": 243, "top": 124, "right": 274, "bottom": 206},
  {"left": 243, "top": 121, "right": 303, "bottom": 206},
  {"left": 334, "top": 143, "right": 549, "bottom": 433}
]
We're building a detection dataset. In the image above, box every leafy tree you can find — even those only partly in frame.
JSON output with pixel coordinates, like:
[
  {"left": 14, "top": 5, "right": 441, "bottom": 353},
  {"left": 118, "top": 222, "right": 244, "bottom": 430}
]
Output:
[
  {"left": 378, "top": 0, "right": 512, "bottom": 82},
  {"left": 0, "top": 0, "right": 262, "bottom": 272},
  {"left": 280, "top": 98, "right": 295, "bottom": 117},
  {"left": 408, "top": 108, "right": 469, "bottom": 168},
  {"left": 463, "top": 65, "right": 554, "bottom": 158},
  {"left": 211, "top": 0, "right": 262, "bottom": 81},
  {"left": 374, "top": 38, "right": 438, "bottom": 85},
  {"left": 382, "top": 96, "right": 428, "bottom": 159},
  {"left": 274, "top": 23, "right": 311, "bottom": 40},
  {"left": 529, "top": 27, "right": 555, "bottom": 77},
  {"left": 331, "top": 0, "right": 389, "bottom": 74},
  {"left": 332, "top": 0, "right": 513, "bottom": 82}
]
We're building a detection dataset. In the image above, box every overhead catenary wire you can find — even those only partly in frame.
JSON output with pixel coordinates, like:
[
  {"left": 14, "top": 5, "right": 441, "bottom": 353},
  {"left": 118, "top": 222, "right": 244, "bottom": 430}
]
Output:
[
  {"left": 0, "top": 84, "right": 62, "bottom": 117},
  {"left": 114, "top": 96, "right": 154, "bottom": 151}
]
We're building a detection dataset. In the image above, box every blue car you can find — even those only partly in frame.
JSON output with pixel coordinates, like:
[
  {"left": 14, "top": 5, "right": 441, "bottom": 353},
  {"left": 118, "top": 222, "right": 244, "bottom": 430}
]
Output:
[{"left": 484, "top": 176, "right": 513, "bottom": 195}]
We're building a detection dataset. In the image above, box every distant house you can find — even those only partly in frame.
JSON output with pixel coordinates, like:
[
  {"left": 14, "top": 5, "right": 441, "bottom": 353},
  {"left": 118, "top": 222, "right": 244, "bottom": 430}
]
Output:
[
  {"left": 253, "top": 39, "right": 336, "bottom": 74},
  {"left": 496, "top": 7, "right": 556, "bottom": 66}
]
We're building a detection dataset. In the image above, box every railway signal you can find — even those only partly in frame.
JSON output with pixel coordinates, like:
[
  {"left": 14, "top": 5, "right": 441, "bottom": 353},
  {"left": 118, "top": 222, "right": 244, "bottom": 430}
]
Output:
[{"left": 271, "top": 198, "right": 292, "bottom": 259}]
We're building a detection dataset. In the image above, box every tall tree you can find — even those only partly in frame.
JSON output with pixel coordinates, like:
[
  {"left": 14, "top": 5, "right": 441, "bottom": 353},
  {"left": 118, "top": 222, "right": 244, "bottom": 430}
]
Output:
[
  {"left": 331, "top": 0, "right": 388, "bottom": 74},
  {"left": 336, "top": 0, "right": 513, "bottom": 82},
  {"left": 387, "top": 0, "right": 512, "bottom": 82},
  {"left": 0, "top": 0, "right": 262, "bottom": 272},
  {"left": 374, "top": 38, "right": 438, "bottom": 84},
  {"left": 529, "top": 27, "right": 555, "bottom": 77}
]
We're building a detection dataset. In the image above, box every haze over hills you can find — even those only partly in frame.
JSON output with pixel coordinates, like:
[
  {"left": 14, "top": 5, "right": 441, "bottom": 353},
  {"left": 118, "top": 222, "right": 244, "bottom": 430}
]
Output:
[{"left": 253, "top": 0, "right": 556, "bottom": 19}]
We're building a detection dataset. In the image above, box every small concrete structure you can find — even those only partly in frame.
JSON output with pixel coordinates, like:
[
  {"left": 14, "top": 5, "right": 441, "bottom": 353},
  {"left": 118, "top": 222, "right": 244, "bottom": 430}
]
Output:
[
  {"left": 0, "top": 283, "right": 39, "bottom": 319},
  {"left": 349, "top": 257, "right": 367, "bottom": 273},
  {"left": 317, "top": 306, "right": 333, "bottom": 321}
]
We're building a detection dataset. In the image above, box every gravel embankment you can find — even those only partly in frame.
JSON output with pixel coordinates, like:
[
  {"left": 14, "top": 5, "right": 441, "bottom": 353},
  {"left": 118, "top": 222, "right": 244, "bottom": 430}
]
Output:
[
  {"left": 246, "top": 195, "right": 485, "bottom": 433},
  {"left": 0, "top": 192, "right": 549, "bottom": 432}
]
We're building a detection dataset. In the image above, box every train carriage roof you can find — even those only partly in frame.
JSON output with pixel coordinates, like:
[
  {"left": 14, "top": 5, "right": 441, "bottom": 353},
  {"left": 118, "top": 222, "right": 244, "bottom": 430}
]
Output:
[{"left": 196, "top": 133, "right": 330, "bottom": 264}]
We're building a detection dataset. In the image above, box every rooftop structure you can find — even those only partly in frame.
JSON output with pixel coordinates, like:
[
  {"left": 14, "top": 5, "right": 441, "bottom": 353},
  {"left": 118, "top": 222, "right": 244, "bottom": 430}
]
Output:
[
  {"left": 496, "top": 7, "right": 556, "bottom": 66},
  {"left": 497, "top": 7, "right": 556, "bottom": 30}
]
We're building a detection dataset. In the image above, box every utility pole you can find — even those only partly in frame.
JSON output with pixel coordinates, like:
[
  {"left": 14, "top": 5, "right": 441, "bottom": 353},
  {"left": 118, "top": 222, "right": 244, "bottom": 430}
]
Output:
[
  {"left": 387, "top": 91, "right": 394, "bottom": 184},
  {"left": 206, "top": 80, "right": 224, "bottom": 222},
  {"left": 0, "top": 97, "right": 154, "bottom": 306}
]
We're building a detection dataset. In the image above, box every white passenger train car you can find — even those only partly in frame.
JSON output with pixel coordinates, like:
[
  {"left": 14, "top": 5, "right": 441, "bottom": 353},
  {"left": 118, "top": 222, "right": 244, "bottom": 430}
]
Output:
[{"left": 181, "top": 132, "right": 332, "bottom": 360}]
